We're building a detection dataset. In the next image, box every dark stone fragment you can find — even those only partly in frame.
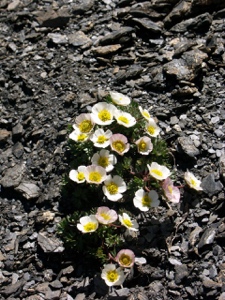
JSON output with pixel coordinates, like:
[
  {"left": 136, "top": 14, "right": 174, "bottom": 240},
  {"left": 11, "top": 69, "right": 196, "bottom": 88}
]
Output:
[
  {"left": 1, "top": 279, "right": 25, "bottom": 296},
  {"left": 72, "top": 0, "right": 94, "bottom": 14},
  {"left": 36, "top": 8, "right": 71, "bottom": 28},
  {"left": 201, "top": 173, "right": 223, "bottom": 196},
  {"left": 12, "top": 142, "right": 24, "bottom": 159},
  {"left": 174, "top": 264, "right": 189, "bottom": 284},
  {"left": 115, "top": 65, "right": 143, "bottom": 83},
  {"left": 131, "top": 18, "right": 162, "bottom": 35},
  {"left": 99, "top": 27, "right": 134, "bottom": 46},
  {"left": 15, "top": 182, "right": 41, "bottom": 199},
  {"left": 0, "top": 129, "right": 11, "bottom": 144},
  {"left": 198, "top": 227, "right": 217, "bottom": 248},
  {"left": 0, "top": 164, "right": 26, "bottom": 188},
  {"left": 12, "top": 123, "right": 23, "bottom": 140}
]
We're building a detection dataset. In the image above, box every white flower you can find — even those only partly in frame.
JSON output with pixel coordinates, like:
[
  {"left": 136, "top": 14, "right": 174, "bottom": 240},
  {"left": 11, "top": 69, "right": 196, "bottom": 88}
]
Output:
[
  {"left": 69, "top": 130, "right": 89, "bottom": 142},
  {"left": 77, "top": 215, "right": 99, "bottom": 233},
  {"left": 103, "top": 175, "right": 127, "bottom": 201},
  {"left": 147, "top": 162, "right": 171, "bottom": 180},
  {"left": 95, "top": 206, "right": 118, "bottom": 224},
  {"left": 101, "top": 264, "right": 125, "bottom": 286},
  {"left": 114, "top": 110, "right": 136, "bottom": 128},
  {"left": 116, "top": 249, "right": 135, "bottom": 268},
  {"left": 135, "top": 136, "right": 153, "bottom": 155},
  {"left": 119, "top": 213, "right": 139, "bottom": 231},
  {"left": 184, "top": 171, "right": 203, "bottom": 191},
  {"left": 90, "top": 128, "right": 112, "bottom": 148},
  {"left": 145, "top": 119, "right": 161, "bottom": 137},
  {"left": 91, "top": 102, "right": 116, "bottom": 125},
  {"left": 91, "top": 149, "right": 117, "bottom": 172},
  {"left": 69, "top": 166, "right": 86, "bottom": 183},
  {"left": 109, "top": 91, "right": 131, "bottom": 106},
  {"left": 133, "top": 189, "right": 159, "bottom": 211},
  {"left": 139, "top": 106, "right": 151, "bottom": 120},
  {"left": 84, "top": 165, "right": 107, "bottom": 184},
  {"left": 73, "top": 113, "right": 95, "bottom": 134},
  {"left": 110, "top": 134, "right": 130, "bottom": 156}
]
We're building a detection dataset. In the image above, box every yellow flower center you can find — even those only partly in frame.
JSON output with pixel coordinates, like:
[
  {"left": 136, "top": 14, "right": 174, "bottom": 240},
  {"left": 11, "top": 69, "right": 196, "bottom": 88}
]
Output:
[
  {"left": 77, "top": 172, "right": 85, "bottom": 181},
  {"left": 77, "top": 133, "right": 87, "bottom": 141},
  {"left": 106, "top": 182, "right": 118, "bottom": 195},
  {"left": 119, "top": 254, "right": 132, "bottom": 266},
  {"left": 98, "top": 110, "right": 111, "bottom": 122},
  {"left": 138, "top": 141, "right": 146, "bottom": 152},
  {"left": 98, "top": 157, "right": 109, "bottom": 168},
  {"left": 123, "top": 218, "right": 132, "bottom": 227},
  {"left": 118, "top": 116, "right": 129, "bottom": 124},
  {"left": 89, "top": 171, "right": 102, "bottom": 182},
  {"left": 112, "top": 141, "right": 125, "bottom": 153},
  {"left": 106, "top": 270, "right": 118, "bottom": 282},
  {"left": 143, "top": 111, "right": 150, "bottom": 118},
  {"left": 100, "top": 213, "right": 110, "bottom": 220},
  {"left": 147, "top": 125, "right": 155, "bottom": 135},
  {"left": 79, "top": 120, "right": 93, "bottom": 133},
  {"left": 142, "top": 195, "right": 151, "bottom": 207},
  {"left": 97, "top": 135, "right": 107, "bottom": 144},
  {"left": 83, "top": 222, "right": 97, "bottom": 232},
  {"left": 168, "top": 185, "right": 173, "bottom": 194},
  {"left": 151, "top": 169, "right": 163, "bottom": 177},
  {"left": 190, "top": 178, "right": 197, "bottom": 187}
]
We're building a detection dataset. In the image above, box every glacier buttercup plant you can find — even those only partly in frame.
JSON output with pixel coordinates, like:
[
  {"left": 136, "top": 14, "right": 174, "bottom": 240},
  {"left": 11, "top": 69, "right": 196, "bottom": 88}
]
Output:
[{"left": 59, "top": 89, "right": 203, "bottom": 289}]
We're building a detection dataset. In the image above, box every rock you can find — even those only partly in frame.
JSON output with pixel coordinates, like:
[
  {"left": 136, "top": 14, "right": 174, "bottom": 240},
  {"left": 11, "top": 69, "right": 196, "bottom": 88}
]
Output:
[
  {"left": 99, "top": 27, "right": 134, "bottom": 45},
  {"left": 164, "top": 0, "right": 192, "bottom": 28},
  {"left": 36, "top": 8, "right": 71, "bottom": 28},
  {"left": 45, "top": 289, "right": 61, "bottom": 300},
  {"left": 72, "top": 0, "right": 94, "bottom": 14},
  {"left": 201, "top": 173, "right": 223, "bottom": 196},
  {"left": 92, "top": 44, "right": 121, "bottom": 55},
  {"left": 12, "top": 141, "right": 24, "bottom": 158},
  {"left": 0, "top": 129, "right": 11, "bottom": 144},
  {"left": 12, "top": 123, "right": 23, "bottom": 140},
  {"left": 68, "top": 31, "right": 92, "bottom": 47},
  {"left": 174, "top": 264, "right": 189, "bottom": 284},
  {"left": 219, "top": 154, "right": 225, "bottom": 182},
  {"left": 115, "top": 64, "right": 143, "bottom": 83},
  {"left": 48, "top": 33, "right": 68, "bottom": 44},
  {"left": 37, "top": 232, "right": 64, "bottom": 253},
  {"left": 177, "top": 136, "right": 200, "bottom": 157},
  {"left": 198, "top": 227, "right": 217, "bottom": 248},
  {"left": 0, "top": 279, "right": 25, "bottom": 296},
  {"left": 15, "top": 182, "right": 41, "bottom": 199},
  {"left": 131, "top": 18, "right": 163, "bottom": 34},
  {"left": 7, "top": 0, "right": 20, "bottom": 11},
  {"left": 0, "top": 163, "right": 26, "bottom": 188}
]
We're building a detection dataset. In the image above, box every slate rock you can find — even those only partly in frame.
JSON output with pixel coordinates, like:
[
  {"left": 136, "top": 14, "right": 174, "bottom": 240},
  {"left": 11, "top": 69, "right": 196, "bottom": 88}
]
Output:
[
  {"left": 93, "top": 44, "right": 121, "bottom": 56},
  {"left": 219, "top": 154, "right": 225, "bottom": 182},
  {"left": 198, "top": 227, "right": 217, "bottom": 249},
  {"left": 48, "top": 33, "right": 68, "bottom": 44},
  {"left": 0, "top": 279, "right": 25, "bottom": 296},
  {"left": 12, "top": 141, "right": 24, "bottom": 159},
  {"left": 36, "top": 8, "right": 71, "bottom": 28},
  {"left": 72, "top": 0, "right": 94, "bottom": 14},
  {"left": 201, "top": 173, "right": 223, "bottom": 196},
  {"left": 7, "top": 0, "right": 20, "bottom": 11},
  {"left": 99, "top": 27, "right": 134, "bottom": 45},
  {"left": 0, "top": 129, "right": 11, "bottom": 144},
  {"left": 68, "top": 31, "right": 92, "bottom": 47},
  {"left": 15, "top": 182, "right": 41, "bottom": 199},
  {"left": 174, "top": 264, "right": 189, "bottom": 284},
  {"left": 12, "top": 123, "right": 23, "bottom": 140},
  {"left": 177, "top": 136, "right": 200, "bottom": 157},
  {"left": 115, "top": 64, "right": 143, "bottom": 83},
  {"left": 0, "top": 163, "right": 26, "bottom": 188},
  {"left": 37, "top": 232, "right": 64, "bottom": 253},
  {"left": 164, "top": 0, "right": 192, "bottom": 28},
  {"left": 132, "top": 18, "right": 163, "bottom": 34}
]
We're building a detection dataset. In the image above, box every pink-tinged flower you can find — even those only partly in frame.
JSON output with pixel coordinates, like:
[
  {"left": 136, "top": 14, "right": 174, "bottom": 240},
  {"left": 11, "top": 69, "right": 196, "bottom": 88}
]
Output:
[
  {"left": 162, "top": 177, "right": 180, "bottom": 203},
  {"left": 184, "top": 171, "right": 203, "bottom": 191},
  {"left": 116, "top": 249, "right": 135, "bottom": 268},
  {"left": 84, "top": 165, "right": 107, "bottom": 184},
  {"left": 135, "top": 136, "right": 153, "bottom": 155},
  {"left": 110, "top": 134, "right": 130, "bottom": 156},
  {"left": 101, "top": 264, "right": 125, "bottom": 286},
  {"left": 147, "top": 162, "right": 171, "bottom": 180},
  {"left": 95, "top": 206, "right": 118, "bottom": 224}
]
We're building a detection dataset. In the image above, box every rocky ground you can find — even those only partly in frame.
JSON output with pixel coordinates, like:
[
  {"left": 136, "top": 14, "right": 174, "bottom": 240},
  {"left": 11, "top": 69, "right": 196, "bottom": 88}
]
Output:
[{"left": 0, "top": 0, "right": 225, "bottom": 299}]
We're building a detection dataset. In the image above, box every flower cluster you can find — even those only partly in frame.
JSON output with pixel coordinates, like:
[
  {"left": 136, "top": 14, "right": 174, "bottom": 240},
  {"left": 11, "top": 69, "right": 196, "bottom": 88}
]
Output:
[{"left": 61, "top": 91, "right": 203, "bottom": 287}]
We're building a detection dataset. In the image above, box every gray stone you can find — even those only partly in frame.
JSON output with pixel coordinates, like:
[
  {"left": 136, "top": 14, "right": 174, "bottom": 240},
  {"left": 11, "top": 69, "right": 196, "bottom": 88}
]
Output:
[
  {"left": 174, "top": 264, "right": 189, "bottom": 284},
  {"left": 12, "top": 123, "right": 23, "bottom": 139},
  {"left": 99, "top": 27, "right": 134, "bottom": 45},
  {"left": 37, "top": 232, "right": 64, "bottom": 253},
  {"left": 177, "top": 136, "right": 200, "bottom": 157},
  {"left": 68, "top": 31, "right": 92, "bottom": 47},
  {"left": 198, "top": 227, "right": 217, "bottom": 248},
  {"left": 48, "top": 33, "right": 68, "bottom": 44},
  {"left": 36, "top": 8, "right": 71, "bottom": 28},
  {"left": 219, "top": 154, "right": 225, "bottom": 182},
  {"left": 201, "top": 173, "right": 223, "bottom": 196},
  {"left": 0, "top": 163, "right": 26, "bottom": 188},
  {"left": 92, "top": 44, "right": 121, "bottom": 55},
  {"left": 12, "top": 142, "right": 24, "bottom": 159},
  {"left": 15, "top": 182, "right": 40, "bottom": 199},
  {"left": 72, "top": 0, "right": 94, "bottom": 14},
  {"left": 0, "top": 129, "right": 11, "bottom": 144}
]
